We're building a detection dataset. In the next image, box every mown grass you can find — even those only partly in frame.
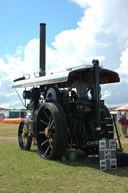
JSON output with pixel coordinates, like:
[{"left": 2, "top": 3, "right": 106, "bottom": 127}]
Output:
[{"left": 0, "top": 123, "right": 128, "bottom": 193}]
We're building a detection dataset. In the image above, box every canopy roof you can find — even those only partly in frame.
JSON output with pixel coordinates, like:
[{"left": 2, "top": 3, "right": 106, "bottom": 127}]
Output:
[
  {"left": 114, "top": 104, "right": 128, "bottom": 111},
  {"left": 12, "top": 64, "right": 120, "bottom": 89}
]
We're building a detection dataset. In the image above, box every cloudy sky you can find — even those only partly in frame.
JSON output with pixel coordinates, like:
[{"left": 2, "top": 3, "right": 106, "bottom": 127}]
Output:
[{"left": 0, "top": 0, "right": 128, "bottom": 109}]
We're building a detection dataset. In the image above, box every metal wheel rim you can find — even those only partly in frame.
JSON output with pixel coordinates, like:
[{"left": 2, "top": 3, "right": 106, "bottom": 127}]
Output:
[
  {"left": 37, "top": 107, "right": 56, "bottom": 158},
  {"left": 18, "top": 122, "right": 29, "bottom": 148}
]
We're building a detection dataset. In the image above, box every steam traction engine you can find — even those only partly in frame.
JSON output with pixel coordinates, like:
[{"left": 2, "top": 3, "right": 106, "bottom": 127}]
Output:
[{"left": 12, "top": 24, "right": 120, "bottom": 160}]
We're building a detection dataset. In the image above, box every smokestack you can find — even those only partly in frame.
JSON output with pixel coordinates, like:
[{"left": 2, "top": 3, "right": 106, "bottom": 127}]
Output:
[{"left": 40, "top": 23, "right": 46, "bottom": 76}]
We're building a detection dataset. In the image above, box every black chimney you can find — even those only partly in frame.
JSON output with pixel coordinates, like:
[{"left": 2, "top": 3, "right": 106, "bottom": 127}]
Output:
[{"left": 40, "top": 23, "right": 46, "bottom": 76}]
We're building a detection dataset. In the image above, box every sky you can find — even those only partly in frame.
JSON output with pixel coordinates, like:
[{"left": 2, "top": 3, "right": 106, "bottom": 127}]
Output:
[{"left": 0, "top": 0, "right": 128, "bottom": 109}]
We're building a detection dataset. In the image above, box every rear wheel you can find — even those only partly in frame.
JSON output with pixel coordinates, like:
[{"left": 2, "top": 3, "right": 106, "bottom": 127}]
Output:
[
  {"left": 36, "top": 102, "right": 67, "bottom": 160},
  {"left": 18, "top": 120, "right": 32, "bottom": 150}
]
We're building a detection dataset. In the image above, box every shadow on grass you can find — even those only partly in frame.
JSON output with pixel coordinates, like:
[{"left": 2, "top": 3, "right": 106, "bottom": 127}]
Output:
[
  {"left": 57, "top": 149, "right": 128, "bottom": 177},
  {"left": 29, "top": 149, "right": 38, "bottom": 153},
  {"left": 28, "top": 145, "right": 128, "bottom": 177},
  {"left": 105, "top": 167, "right": 128, "bottom": 177},
  {"left": 58, "top": 149, "right": 99, "bottom": 169},
  {"left": 26, "top": 144, "right": 38, "bottom": 153}
]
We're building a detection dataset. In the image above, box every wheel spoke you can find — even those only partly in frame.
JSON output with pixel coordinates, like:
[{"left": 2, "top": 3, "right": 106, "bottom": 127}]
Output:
[
  {"left": 23, "top": 125, "right": 27, "bottom": 132},
  {"left": 39, "top": 131, "right": 45, "bottom": 134},
  {"left": 43, "top": 110, "right": 50, "bottom": 121},
  {"left": 49, "top": 138, "right": 53, "bottom": 150},
  {"left": 41, "top": 139, "right": 49, "bottom": 146},
  {"left": 49, "top": 119, "right": 54, "bottom": 129},
  {"left": 23, "top": 137, "right": 27, "bottom": 146},
  {"left": 45, "top": 144, "right": 51, "bottom": 154},
  {"left": 40, "top": 119, "right": 48, "bottom": 126},
  {"left": 48, "top": 119, "right": 55, "bottom": 136}
]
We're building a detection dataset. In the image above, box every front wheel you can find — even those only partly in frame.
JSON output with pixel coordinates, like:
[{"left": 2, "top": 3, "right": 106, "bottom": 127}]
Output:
[
  {"left": 18, "top": 120, "right": 32, "bottom": 150},
  {"left": 36, "top": 102, "right": 67, "bottom": 160}
]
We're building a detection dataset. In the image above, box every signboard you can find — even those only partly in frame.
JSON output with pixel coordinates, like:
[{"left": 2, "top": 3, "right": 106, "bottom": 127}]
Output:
[{"left": 99, "top": 139, "right": 117, "bottom": 170}]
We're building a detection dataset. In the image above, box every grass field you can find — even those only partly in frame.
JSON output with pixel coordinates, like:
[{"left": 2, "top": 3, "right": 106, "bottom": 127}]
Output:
[
  {"left": 0, "top": 123, "right": 18, "bottom": 137},
  {"left": 0, "top": 123, "right": 128, "bottom": 193}
]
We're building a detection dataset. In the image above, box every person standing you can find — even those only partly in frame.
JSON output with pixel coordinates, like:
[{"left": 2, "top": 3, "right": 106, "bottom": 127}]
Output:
[{"left": 118, "top": 114, "right": 128, "bottom": 138}]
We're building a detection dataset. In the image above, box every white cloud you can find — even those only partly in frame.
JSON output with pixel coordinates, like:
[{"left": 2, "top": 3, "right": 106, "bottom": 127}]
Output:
[
  {"left": 82, "top": 56, "right": 105, "bottom": 63},
  {"left": 116, "top": 48, "right": 128, "bottom": 74},
  {"left": 102, "top": 90, "right": 111, "bottom": 99},
  {"left": 24, "top": 39, "right": 39, "bottom": 75},
  {"left": 50, "top": 1, "right": 105, "bottom": 70},
  {"left": 6, "top": 92, "right": 16, "bottom": 97},
  {"left": 71, "top": 0, "right": 102, "bottom": 9},
  {"left": 77, "top": 1, "right": 104, "bottom": 33},
  {"left": 0, "top": 101, "right": 21, "bottom": 109},
  {"left": 15, "top": 46, "right": 24, "bottom": 56},
  {"left": 46, "top": 46, "right": 58, "bottom": 72},
  {"left": 0, "top": 58, "right": 4, "bottom": 65},
  {"left": 0, "top": 40, "right": 40, "bottom": 109},
  {"left": 0, "top": 39, "right": 39, "bottom": 81},
  {"left": 70, "top": 0, "right": 88, "bottom": 8}
]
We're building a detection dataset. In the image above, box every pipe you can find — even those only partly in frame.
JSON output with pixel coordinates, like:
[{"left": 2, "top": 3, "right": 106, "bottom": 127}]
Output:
[
  {"left": 92, "top": 59, "right": 101, "bottom": 130},
  {"left": 40, "top": 23, "right": 46, "bottom": 76}
]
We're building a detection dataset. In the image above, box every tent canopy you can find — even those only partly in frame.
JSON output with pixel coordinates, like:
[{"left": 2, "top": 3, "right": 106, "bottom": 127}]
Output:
[{"left": 114, "top": 104, "right": 128, "bottom": 111}]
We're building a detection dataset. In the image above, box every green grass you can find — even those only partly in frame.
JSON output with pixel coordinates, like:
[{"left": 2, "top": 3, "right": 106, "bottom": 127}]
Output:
[{"left": 0, "top": 123, "right": 128, "bottom": 193}]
